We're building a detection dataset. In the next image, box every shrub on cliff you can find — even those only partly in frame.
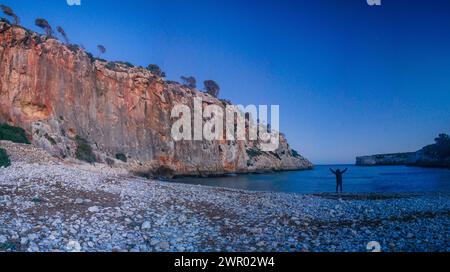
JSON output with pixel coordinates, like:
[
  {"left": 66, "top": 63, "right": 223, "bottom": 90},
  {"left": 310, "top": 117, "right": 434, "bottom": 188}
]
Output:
[
  {"left": 86, "top": 52, "right": 96, "bottom": 63},
  {"left": 103, "top": 61, "right": 134, "bottom": 71},
  {"left": 75, "top": 136, "right": 96, "bottom": 163},
  {"left": 146, "top": 64, "right": 166, "bottom": 78},
  {"left": 115, "top": 153, "right": 127, "bottom": 162},
  {"left": 115, "top": 61, "right": 134, "bottom": 68},
  {"left": 181, "top": 76, "right": 197, "bottom": 89},
  {"left": 35, "top": 18, "right": 53, "bottom": 37},
  {"left": 291, "top": 149, "right": 301, "bottom": 158},
  {"left": 424, "top": 133, "right": 450, "bottom": 159},
  {"left": 56, "top": 26, "right": 69, "bottom": 44},
  {"left": 247, "top": 148, "right": 263, "bottom": 159},
  {"left": 97, "top": 45, "right": 106, "bottom": 58},
  {"left": 0, "top": 17, "right": 10, "bottom": 24},
  {"left": 67, "top": 44, "right": 82, "bottom": 53},
  {"left": 220, "top": 99, "right": 232, "bottom": 106},
  {"left": 0, "top": 124, "right": 30, "bottom": 144},
  {"left": 204, "top": 80, "right": 220, "bottom": 98},
  {"left": 0, "top": 148, "right": 11, "bottom": 168},
  {"left": 0, "top": 5, "right": 19, "bottom": 25}
]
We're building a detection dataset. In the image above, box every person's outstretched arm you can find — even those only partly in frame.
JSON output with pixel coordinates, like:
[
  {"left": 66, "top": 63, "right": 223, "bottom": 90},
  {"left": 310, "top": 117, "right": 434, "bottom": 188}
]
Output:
[
  {"left": 330, "top": 168, "right": 336, "bottom": 174},
  {"left": 342, "top": 168, "right": 348, "bottom": 174}
]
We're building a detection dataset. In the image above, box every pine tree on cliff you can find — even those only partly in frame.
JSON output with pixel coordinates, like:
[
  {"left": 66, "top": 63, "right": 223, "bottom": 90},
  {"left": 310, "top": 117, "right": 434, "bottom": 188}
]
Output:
[
  {"left": 97, "top": 45, "right": 106, "bottom": 58},
  {"left": 0, "top": 4, "right": 19, "bottom": 25},
  {"left": 146, "top": 64, "right": 166, "bottom": 78},
  {"left": 181, "top": 76, "right": 197, "bottom": 89},
  {"left": 35, "top": 18, "right": 53, "bottom": 37},
  {"left": 56, "top": 26, "right": 69, "bottom": 44},
  {"left": 204, "top": 80, "right": 220, "bottom": 98}
]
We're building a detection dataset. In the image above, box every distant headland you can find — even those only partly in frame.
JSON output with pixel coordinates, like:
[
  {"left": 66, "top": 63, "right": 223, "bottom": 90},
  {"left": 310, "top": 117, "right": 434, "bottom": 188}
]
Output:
[{"left": 356, "top": 134, "right": 450, "bottom": 169}]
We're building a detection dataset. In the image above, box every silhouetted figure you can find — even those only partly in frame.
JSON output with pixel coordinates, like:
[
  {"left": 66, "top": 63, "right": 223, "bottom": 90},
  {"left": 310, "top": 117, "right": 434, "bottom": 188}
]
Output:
[{"left": 330, "top": 168, "right": 348, "bottom": 193}]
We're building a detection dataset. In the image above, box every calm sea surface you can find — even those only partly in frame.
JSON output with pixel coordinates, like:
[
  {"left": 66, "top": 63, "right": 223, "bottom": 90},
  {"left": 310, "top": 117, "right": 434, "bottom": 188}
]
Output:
[{"left": 169, "top": 165, "right": 450, "bottom": 194}]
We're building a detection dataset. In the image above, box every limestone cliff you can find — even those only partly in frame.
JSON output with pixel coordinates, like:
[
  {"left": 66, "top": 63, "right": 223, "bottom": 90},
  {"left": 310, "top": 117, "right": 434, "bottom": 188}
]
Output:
[{"left": 0, "top": 22, "right": 313, "bottom": 177}]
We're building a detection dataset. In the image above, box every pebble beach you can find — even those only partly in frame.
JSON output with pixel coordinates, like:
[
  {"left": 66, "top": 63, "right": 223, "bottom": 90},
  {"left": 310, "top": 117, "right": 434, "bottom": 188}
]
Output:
[{"left": 0, "top": 141, "right": 449, "bottom": 252}]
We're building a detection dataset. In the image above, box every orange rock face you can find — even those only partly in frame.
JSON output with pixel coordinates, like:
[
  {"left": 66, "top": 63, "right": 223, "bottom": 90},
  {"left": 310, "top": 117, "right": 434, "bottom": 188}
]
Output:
[{"left": 0, "top": 22, "right": 313, "bottom": 176}]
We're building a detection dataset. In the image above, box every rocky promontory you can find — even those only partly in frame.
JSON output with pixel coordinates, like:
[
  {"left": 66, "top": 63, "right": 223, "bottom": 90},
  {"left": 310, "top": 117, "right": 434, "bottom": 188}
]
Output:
[
  {"left": 0, "top": 21, "right": 312, "bottom": 177},
  {"left": 356, "top": 134, "right": 450, "bottom": 169},
  {"left": 356, "top": 152, "right": 417, "bottom": 166}
]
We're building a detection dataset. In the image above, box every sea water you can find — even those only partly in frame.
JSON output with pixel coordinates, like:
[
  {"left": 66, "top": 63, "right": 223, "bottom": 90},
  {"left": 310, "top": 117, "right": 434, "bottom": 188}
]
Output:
[{"left": 170, "top": 165, "right": 450, "bottom": 194}]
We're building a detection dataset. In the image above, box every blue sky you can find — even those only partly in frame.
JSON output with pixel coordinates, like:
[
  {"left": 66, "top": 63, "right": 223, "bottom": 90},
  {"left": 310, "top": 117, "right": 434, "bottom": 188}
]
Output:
[{"left": 2, "top": 0, "right": 450, "bottom": 164}]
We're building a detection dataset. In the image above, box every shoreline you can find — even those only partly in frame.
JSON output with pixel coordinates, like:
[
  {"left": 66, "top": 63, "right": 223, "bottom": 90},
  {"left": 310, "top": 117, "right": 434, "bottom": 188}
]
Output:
[{"left": 164, "top": 166, "right": 315, "bottom": 182}]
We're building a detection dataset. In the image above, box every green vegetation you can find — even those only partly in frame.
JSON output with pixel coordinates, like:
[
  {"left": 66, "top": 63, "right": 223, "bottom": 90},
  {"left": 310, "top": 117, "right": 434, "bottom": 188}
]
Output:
[
  {"left": 0, "top": 4, "right": 19, "bottom": 25},
  {"left": 0, "top": 148, "right": 11, "bottom": 168},
  {"left": 105, "top": 62, "right": 119, "bottom": 71},
  {"left": 104, "top": 62, "right": 114, "bottom": 70},
  {"left": 291, "top": 149, "right": 301, "bottom": 158},
  {"left": 56, "top": 26, "right": 69, "bottom": 44},
  {"left": 247, "top": 148, "right": 263, "bottom": 159},
  {"left": 95, "top": 57, "right": 107, "bottom": 63},
  {"left": 115, "top": 61, "right": 134, "bottom": 68},
  {"left": 220, "top": 99, "right": 232, "bottom": 106},
  {"left": 67, "top": 44, "right": 82, "bottom": 53},
  {"left": 181, "top": 76, "right": 197, "bottom": 89},
  {"left": 86, "top": 52, "right": 97, "bottom": 63},
  {"left": 0, "top": 17, "right": 10, "bottom": 24},
  {"left": 424, "top": 133, "right": 450, "bottom": 159},
  {"left": 115, "top": 153, "right": 127, "bottom": 162},
  {"left": 0, "top": 241, "right": 17, "bottom": 251},
  {"left": 97, "top": 44, "right": 106, "bottom": 58},
  {"left": 204, "top": 80, "right": 220, "bottom": 98},
  {"left": 105, "top": 61, "right": 134, "bottom": 71},
  {"left": 166, "top": 80, "right": 180, "bottom": 85},
  {"left": 146, "top": 64, "right": 166, "bottom": 78},
  {"left": 35, "top": 18, "right": 53, "bottom": 37},
  {"left": 75, "top": 136, "right": 96, "bottom": 163},
  {"left": 0, "top": 124, "right": 30, "bottom": 144},
  {"left": 270, "top": 151, "right": 282, "bottom": 160}
]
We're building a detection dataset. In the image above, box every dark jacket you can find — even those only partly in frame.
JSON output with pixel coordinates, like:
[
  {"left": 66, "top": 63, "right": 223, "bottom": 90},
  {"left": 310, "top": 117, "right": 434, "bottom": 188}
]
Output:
[{"left": 330, "top": 168, "right": 347, "bottom": 184}]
